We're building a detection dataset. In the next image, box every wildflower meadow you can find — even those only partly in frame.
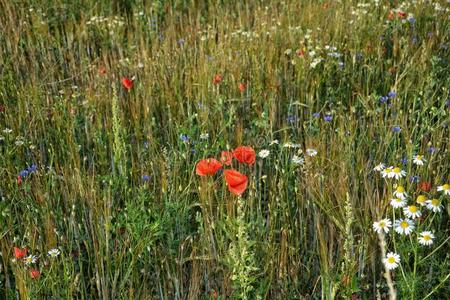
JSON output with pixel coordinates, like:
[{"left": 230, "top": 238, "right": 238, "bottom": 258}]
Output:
[{"left": 0, "top": 0, "right": 449, "bottom": 299}]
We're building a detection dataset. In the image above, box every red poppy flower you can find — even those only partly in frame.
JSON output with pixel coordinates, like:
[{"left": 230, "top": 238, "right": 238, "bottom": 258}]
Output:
[
  {"left": 224, "top": 169, "right": 248, "bottom": 195},
  {"left": 418, "top": 181, "right": 431, "bottom": 192},
  {"left": 17, "top": 175, "right": 22, "bottom": 186},
  {"left": 220, "top": 151, "right": 233, "bottom": 166},
  {"left": 29, "top": 268, "right": 40, "bottom": 279},
  {"left": 121, "top": 77, "right": 133, "bottom": 90},
  {"left": 99, "top": 67, "right": 107, "bottom": 75},
  {"left": 388, "top": 11, "right": 395, "bottom": 20},
  {"left": 296, "top": 49, "right": 305, "bottom": 57},
  {"left": 14, "top": 247, "right": 27, "bottom": 259},
  {"left": 196, "top": 158, "right": 223, "bottom": 176},
  {"left": 238, "top": 83, "right": 246, "bottom": 93},
  {"left": 233, "top": 146, "right": 256, "bottom": 165},
  {"left": 397, "top": 11, "right": 407, "bottom": 19},
  {"left": 213, "top": 74, "right": 222, "bottom": 84}
]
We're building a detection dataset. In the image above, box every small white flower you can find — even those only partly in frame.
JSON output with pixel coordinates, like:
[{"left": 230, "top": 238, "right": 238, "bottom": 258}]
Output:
[
  {"left": 418, "top": 231, "right": 435, "bottom": 246},
  {"left": 15, "top": 140, "right": 25, "bottom": 146},
  {"left": 393, "top": 186, "right": 407, "bottom": 199},
  {"left": 2, "top": 128, "right": 12, "bottom": 134},
  {"left": 416, "top": 195, "right": 427, "bottom": 206},
  {"left": 381, "top": 167, "right": 393, "bottom": 178},
  {"left": 373, "top": 163, "right": 385, "bottom": 172},
  {"left": 291, "top": 155, "right": 305, "bottom": 165},
  {"left": 412, "top": 155, "right": 426, "bottom": 166},
  {"left": 269, "top": 139, "right": 279, "bottom": 146},
  {"left": 258, "top": 149, "right": 270, "bottom": 159},
  {"left": 310, "top": 58, "right": 322, "bottom": 68},
  {"left": 48, "top": 248, "right": 61, "bottom": 258},
  {"left": 394, "top": 219, "right": 415, "bottom": 235},
  {"left": 306, "top": 148, "right": 318, "bottom": 157},
  {"left": 24, "top": 255, "right": 38, "bottom": 265},
  {"left": 199, "top": 133, "right": 209, "bottom": 140},
  {"left": 383, "top": 252, "right": 400, "bottom": 270},
  {"left": 390, "top": 167, "right": 406, "bottom": 180},
  {"left": 437, "top": 184, "right": 450, "bottom": 196},
  {"left": 373, "top": 218, "right": 392, "bottom": 234},
  {"left": 426, "top": 199, "right": 443, "bottom": 213},
  {"left": 403, "top": 205, "right": 421, "bottom": 219},
  {"left": 390, "top": 198, "right": 407, "bottom": 208}
]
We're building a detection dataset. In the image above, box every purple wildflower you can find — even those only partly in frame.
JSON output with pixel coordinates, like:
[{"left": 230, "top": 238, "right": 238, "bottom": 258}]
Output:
[
  {"left": 392, "top": 125, "right": 401, "bottom": 133},
  {"left": 323, "top": 114, "right": 333, "bottom": 122}
]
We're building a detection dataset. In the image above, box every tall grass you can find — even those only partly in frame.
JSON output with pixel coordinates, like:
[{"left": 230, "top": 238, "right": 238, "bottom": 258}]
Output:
[{"left": 0, "top": 0, "right": 449, "bottom": 299}]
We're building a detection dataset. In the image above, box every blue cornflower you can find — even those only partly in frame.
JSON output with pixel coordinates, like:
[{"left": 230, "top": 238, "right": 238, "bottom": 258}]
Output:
[
  {"left": 177, "top": 38, "right": 185, "bottom": 45},
  {"left": 408, "top": 17, "right": 416, "bottom": 25},
  {"left": 387, "top": 91, "right": 397, "bottom": 98},
  {"left": 401, "top": 157, "right": 408, "bottom": 165},
  {"left": 379, "top": 96, "right": 389, "bottom": 104},
  {"left": 427, "top": 147, "right": 436, "bottom": 154},
  {"left": 142, "top": 175, "right": 150, "bottom": 182},
  {"left": 323, "top": 114, "right": 333, "bottom": 122},
  {"left": 180, "top": 134, "right": 189, "bottom": 143},
  {"left": 19, "top": 169, "right": 29, "bottom": 177},
  {"left": 27, "top": 164, "right": 37, "bottom": 173},
  {"left": 410, "top": 175, "right": 420, "bottom": 183},
  {"left": 191, "top": 149, "right": 197, "bottom": 155},
  {"left": 392, "top": 125, "right": 401, "bottom": 133},
  {"left": 312, "top": 112, "right": 320, "bottom": 118},
  {"left": 286, "top": 115, "right": 296, "bottom": 124}
]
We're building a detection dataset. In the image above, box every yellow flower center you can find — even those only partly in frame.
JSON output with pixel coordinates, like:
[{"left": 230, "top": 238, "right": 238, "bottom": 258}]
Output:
[
  {"left": 431, "top": 199, "right": 440, "bottom": 206},
  {"left": 423, "top": 235, "right": 431, "bottom": 241},
  {"left": 387, "top": 257, "right": 396, "bottom": 264},
  {"left": 443, "top": 184, "right": 450, "bottom": 190},
  {"left": 396, "top": 186, "right": 404, "bottom": 193},
  {"left": 416, "top": 195, "right": 426, "bottom": 204},
  {"left": 395, "top": 198, "right": 402, "bottom": 203},
  {"left": 379, "top": 221, "right": 385, "bottom": 227},
  {"left": 393, "top": 167, "right": 401, "bottom": 173},
  {"left": 408, "top": 206, "right": 418, "bottom": 213},
  {"left": 400, "top": 221, "right": 409, "bottom": 229},
  {"left": 416, "top": 155, "right": 422, "bottom": 160},
  {"left": 385, "top": 167, "right": 392, "bottom": 173}
]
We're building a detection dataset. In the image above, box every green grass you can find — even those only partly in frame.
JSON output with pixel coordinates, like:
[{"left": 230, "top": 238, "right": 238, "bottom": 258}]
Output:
[{"left": 0, "top": 0, "right": 449, "bottom": 299}]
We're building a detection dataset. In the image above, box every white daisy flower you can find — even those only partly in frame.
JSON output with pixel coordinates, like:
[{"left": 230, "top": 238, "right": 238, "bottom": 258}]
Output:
[
  {"left": 48, "top": 248, "right": 61, "bottom": 258},
  {"left": 24, "top": 255, "right": 38, "bottom": 265},
  {"left": 393, "top": 186, "right": 407, "bottom": 199},
  {"left": 418, "top": 231, "right": 435, "bottom": 246},
  {"left": 381, "top": 167, "right": 393, "bottom": 178},
  {"left": 403, "top": 205, "right": 421, "bottom": 219},
  {"left": 306, "top": 148, "right": 318, "bottom": 157},
  {"left": 383, "top": 252, "right": 400, "bottom": 270},
  {"left": 291, "top": 155, "right": 305, "bottom": 165},
  {"left": 373, "top": 218, "right": 392, "bottom": 234},
  {"left": 283, "top": 142, "right": 294, "bottom": 148},
  {"left": 412, "top": 155, "right": 426, "bottom": 166},
  {"left": 373, "top": 163, "right": 385, "bottom": 172},
  {"left": 258, "top": 149, "right": 270, "bottom": 159},
  {"left": 437, "top": 184, "right": 450, "bottom": 196},
  {"left": 199, "top": 133, "right": 209, "bottom": 140},
  {"left": 394, "top": 219, "right": 415, "bottom": 235},
  {"left": 426, "top": 198, "right": 443, "bottom": 213},
  {"left": 390, "top": 198, "right": 407, "bottom": 208},
  {"left": 269, "top": 139, "right": 279, "bottom": 146},
  {"left": 416, "top": 195, "right": 427, "bottom": 206},
  {"left": 390, "top": 167, "right": 406, "bottom": 180}
]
